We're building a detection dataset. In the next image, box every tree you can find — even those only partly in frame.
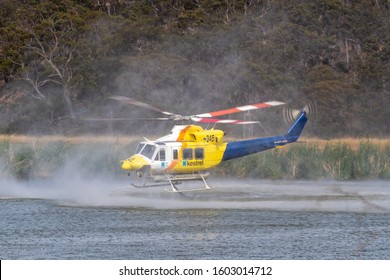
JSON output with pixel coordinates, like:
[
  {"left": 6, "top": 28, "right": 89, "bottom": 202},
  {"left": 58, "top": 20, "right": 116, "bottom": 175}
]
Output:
[{"left": 1, "top": 1, "right": 100, "bottom": 119}]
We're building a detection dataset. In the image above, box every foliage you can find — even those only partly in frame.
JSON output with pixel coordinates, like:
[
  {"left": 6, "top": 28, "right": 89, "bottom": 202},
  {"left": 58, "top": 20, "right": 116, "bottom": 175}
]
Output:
[
  {"left": 0, "top": 0, "right": 389, "bottom": 137},
  {"left": 0, "top": 136, "right": 138, "bottom": 179},
  {"left": 0, "top": 137, "right": 388, "bottom": 180},
  {"left": 7, "top": 144, "right": 35, "bottom": 179},
  {"left": 217, "top": 139, "right": 390, "bottom": 180}
]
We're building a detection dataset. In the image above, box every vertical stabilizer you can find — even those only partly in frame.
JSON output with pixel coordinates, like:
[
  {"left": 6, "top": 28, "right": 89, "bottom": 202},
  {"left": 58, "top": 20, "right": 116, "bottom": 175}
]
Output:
[{"left": 285, "top": 111, "right": 307, "bottom": 141}]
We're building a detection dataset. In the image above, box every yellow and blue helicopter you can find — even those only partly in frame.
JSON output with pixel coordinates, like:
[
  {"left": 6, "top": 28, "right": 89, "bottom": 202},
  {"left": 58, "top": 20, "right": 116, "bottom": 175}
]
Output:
[{"left": 108, "top": 96, "right": 311, "bottom": 192}]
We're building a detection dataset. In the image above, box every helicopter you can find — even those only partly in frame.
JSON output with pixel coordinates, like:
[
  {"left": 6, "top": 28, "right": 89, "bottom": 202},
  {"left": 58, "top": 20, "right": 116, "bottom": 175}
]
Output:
[{"left": 109, "top": 96, "right": 310, "bottom": 192}]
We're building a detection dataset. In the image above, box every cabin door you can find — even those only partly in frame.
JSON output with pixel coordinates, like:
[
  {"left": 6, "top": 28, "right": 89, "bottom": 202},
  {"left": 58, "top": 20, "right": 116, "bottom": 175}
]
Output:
[{"left": 151, "top": 147, "right": 168, "bottom": 172}]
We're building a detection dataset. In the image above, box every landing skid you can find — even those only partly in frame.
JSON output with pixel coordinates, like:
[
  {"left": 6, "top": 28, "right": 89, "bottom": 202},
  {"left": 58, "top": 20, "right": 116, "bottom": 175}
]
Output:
[
  {"left": 131, "top": 182, "right": 171, "bottom": 188},
  {"left": 164, "top": 173, "right": 212, "bottom": 193},
  {"left": 131, "top": 180, "right": 183, "bottom": 188},
  {"left": 130, "top": 172, "right": 212, "bottom": 193},
  {"left": 164, "top": 186, "right": 213, "bottom": 193}
]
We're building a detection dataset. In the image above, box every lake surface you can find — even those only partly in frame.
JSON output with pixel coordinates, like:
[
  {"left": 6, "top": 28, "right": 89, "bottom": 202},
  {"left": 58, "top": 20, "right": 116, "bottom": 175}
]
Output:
[{"left": 0, "top": 177, "right": 389, "bottom": 259}]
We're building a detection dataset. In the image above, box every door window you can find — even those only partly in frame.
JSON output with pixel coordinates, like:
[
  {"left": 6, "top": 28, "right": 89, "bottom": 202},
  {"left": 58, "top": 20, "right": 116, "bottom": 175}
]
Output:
[
  {"left": 182, "top": 148, "right": 193, "bottom": 160},
  {"left": 195, "top": 148, "right": 204, "bottom": 159},
  {"left": 159, "top": 149, "right": 166, "bottom": 161}
]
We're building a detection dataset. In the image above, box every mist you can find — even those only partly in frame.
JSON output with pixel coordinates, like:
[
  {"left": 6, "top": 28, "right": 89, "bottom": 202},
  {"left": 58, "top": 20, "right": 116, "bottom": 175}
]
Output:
[
  {"left": 1, "top": 170, "right": 389, "bottom": 213},
  {"left": 0, "top": 125, "right": 388, "bottom": 212}
]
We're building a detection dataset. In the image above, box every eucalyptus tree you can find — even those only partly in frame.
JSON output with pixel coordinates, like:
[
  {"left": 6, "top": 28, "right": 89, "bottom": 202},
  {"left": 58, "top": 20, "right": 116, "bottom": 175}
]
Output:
[{"left": 1, "top": 0, "right": 101, "bottom": 120}]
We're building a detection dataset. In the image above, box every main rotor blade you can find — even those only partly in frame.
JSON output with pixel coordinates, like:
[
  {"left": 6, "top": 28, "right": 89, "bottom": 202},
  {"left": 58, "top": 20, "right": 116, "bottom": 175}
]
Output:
[
  {"left": 190, "top": 117, "right": 258, "bottom": 124},
  {"left": 110, "top": 96, "right": 178, "bottom": 117},
  {"left": 109, "top": 96, "right": 284, "bottom": 123},
  {"left": 81, "top": 117, "right": 171, "bottom": 121},
  {"left": 195, "top": 101, "right": 285, "bottom": 118}
]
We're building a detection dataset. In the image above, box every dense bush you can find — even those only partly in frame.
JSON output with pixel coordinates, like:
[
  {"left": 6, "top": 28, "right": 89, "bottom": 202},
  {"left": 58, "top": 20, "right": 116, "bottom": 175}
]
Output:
[{"left": 0, "top": 0, "right": 389, "bottom": 137}]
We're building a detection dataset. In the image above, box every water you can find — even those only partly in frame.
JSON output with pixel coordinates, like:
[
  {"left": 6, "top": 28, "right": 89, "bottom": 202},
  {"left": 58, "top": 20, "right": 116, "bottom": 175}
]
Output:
[{"left": 0, "top": 178, "right": 389, "bottom": 259}]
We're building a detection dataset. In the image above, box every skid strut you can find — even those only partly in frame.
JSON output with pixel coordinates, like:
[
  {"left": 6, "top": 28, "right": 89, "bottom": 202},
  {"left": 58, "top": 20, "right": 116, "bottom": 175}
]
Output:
[{"left": 200, "top": 173, "right": 211, "bottom": 190}]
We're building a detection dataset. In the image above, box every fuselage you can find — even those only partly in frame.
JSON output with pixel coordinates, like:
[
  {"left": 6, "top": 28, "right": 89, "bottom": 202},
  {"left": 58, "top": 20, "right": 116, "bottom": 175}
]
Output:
[
  {"left": 120, "top": 111, "right": 308, "bottom": 175},
  {"left": 121, "top": 124, "right": 228, "bottom": 174}
]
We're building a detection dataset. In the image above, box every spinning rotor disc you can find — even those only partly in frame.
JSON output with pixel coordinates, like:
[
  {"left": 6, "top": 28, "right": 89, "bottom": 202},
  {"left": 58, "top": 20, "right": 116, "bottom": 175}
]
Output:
[
  {"left": 105, "top": 95, "right": 286, "bottom": 125},
  {"left": 283, "top": 99, "right": 316, "bottom": 124}
]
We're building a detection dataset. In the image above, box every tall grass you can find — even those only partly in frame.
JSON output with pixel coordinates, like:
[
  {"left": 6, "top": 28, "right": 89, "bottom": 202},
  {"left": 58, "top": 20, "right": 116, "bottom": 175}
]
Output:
[
  {"left": 0, "top": 136, "right": 389, "bottom": 180},
  {"left": 0, "top": 135, "right": 138, "bottom": 179},
  {"left": 217, "top": 138, "right": 390, "bottom": 180}
]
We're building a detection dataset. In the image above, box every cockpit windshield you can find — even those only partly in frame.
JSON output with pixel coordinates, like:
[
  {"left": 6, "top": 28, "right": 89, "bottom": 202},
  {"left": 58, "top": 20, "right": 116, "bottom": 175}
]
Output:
[
  {"left": 139, "top": 144, "right": 156, "bottom": 159},
  {"left": 136, "top": 143, "right": 145, "bottom": 154}
]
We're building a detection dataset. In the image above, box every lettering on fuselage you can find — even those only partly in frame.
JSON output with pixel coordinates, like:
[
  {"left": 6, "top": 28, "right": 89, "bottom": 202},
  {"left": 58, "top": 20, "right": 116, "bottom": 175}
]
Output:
[
  {"left": 203, "top": 134, "right": 216, "bottom": 143},
  {"left": 274, "top": 139, "right": 288, "bottom": 145},
  {"left": 182, "top": 160, "right": 204, "bottom": 167}
]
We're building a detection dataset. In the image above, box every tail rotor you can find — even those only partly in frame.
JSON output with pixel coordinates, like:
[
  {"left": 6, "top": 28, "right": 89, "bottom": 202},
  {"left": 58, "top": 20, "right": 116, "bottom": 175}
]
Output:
[{"left": 283, "top": 99, "right": 316, "bottom": 124}]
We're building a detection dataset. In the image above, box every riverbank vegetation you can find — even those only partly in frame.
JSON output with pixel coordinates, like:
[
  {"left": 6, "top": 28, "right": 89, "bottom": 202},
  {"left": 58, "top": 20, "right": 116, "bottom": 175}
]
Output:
[
  {"left": 0, "top": 136, "right": 388, "bottom": 180},
  {"left": 1, "top": 1, "right": 389, "bottom": 181},
  {"left": 218, "top": 138, "right": 390, "bottom": 180}
]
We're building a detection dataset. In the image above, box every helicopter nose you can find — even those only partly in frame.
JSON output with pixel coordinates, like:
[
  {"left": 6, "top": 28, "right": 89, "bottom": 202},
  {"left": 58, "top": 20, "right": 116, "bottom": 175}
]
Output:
[
  {"left": 121, "top": 160, "right": 132, "bottom": 170},
  {"left": 121, "top": 155, "right": 149, "bottom": 171}
]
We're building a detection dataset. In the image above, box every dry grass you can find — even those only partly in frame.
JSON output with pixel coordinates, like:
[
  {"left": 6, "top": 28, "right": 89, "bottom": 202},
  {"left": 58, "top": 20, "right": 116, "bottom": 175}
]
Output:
[{"left": 300, "top": 137, "right": 390, "bottom": 150}]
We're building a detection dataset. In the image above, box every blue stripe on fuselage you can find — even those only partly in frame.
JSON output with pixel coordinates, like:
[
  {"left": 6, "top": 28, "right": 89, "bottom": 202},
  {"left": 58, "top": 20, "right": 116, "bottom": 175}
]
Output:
[{"left": 222, "top": 135, "right": 290, "bottom": 161}]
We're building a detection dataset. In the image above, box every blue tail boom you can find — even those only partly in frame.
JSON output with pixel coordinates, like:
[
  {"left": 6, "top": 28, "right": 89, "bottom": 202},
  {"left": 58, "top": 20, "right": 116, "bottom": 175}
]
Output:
[{"left": 222, "top": 111, "right": 307, "bottom": 161}]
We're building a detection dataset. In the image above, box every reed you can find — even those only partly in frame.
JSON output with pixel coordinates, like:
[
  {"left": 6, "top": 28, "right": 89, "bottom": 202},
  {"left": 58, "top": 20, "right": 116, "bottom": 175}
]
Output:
[
  {"left": 0, "top": 135, "right": 138, "bottom": 179},
  {"left": 0, "top": 135, "right": 389, "bottom": 180},
  {"left": 217, "top": 138, "right": 390, "bottom": 180}
]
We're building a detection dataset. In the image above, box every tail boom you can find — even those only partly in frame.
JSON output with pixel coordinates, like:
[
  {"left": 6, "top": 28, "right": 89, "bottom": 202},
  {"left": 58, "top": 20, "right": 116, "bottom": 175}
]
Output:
[{"left": 222, "top": 111, "right": 307, "bottom": 161}]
